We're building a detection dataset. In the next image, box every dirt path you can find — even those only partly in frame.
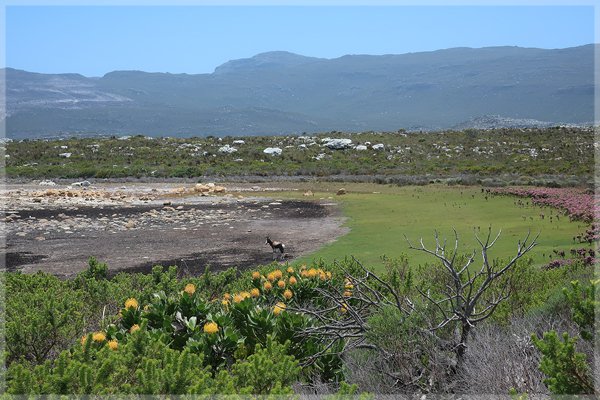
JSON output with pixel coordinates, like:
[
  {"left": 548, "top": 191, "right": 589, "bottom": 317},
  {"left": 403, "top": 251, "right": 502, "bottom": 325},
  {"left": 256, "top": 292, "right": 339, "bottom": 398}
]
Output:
[{"left": 1, "top": 183, "right": 348, "bottom": 277}]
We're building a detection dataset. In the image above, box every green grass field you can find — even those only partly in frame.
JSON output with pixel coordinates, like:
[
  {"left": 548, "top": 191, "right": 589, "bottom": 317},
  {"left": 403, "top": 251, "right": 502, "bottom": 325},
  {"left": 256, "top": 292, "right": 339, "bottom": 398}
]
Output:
[{"left": 254, "top": 183, "right": 590, "bottom": 272}]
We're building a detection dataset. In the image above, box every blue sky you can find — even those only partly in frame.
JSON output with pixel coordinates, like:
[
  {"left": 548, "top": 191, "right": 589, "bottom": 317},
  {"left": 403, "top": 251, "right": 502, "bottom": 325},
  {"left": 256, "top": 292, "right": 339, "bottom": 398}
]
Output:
[{"left": 5, "top": 5, "right": 595, "bottom": 76}]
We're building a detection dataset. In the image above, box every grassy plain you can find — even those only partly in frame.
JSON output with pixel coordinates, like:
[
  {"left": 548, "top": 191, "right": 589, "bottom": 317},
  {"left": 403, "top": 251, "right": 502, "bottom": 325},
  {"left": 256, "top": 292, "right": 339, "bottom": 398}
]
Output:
[{"left": 251, "top": 183, "right": 590, "bottom": 271}]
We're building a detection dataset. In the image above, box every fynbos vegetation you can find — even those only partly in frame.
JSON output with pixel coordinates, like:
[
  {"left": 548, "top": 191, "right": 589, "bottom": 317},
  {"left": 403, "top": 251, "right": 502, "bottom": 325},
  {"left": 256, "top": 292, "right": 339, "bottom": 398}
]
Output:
[{"left": 3, "top": 127, "right": 594, "bottom": 185}]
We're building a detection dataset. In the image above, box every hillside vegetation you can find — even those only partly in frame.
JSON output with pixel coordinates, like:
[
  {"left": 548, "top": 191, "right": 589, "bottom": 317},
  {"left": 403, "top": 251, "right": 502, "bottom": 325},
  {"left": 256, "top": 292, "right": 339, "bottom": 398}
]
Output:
[{"left": 3, "top": 127, "right": 594, "bottom": 184}]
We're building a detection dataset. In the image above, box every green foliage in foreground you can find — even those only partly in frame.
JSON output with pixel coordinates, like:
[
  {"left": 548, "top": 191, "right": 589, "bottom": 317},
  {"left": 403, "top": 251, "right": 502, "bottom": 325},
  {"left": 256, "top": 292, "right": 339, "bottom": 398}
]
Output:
[
  {"left": 8, "top": 333, "right": 299, "bottom": 395},
  {"left": 3, "top": 249, "right": 595, "bottom": 395},
  {"left": 531, "top": 279, "right": 597, "bottom": 395},
  {"left": 3, "top": 127, "right": 593, "bottom": 180}
]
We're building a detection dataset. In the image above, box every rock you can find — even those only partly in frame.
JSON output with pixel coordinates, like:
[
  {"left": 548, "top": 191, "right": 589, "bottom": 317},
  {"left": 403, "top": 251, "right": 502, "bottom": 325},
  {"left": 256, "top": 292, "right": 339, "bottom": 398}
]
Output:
[
  {"left": 303, "top": 190, "right": 314, "bottom": 196},
  {"left": 194, "top": 184, "right": 210, "bottom": 193},
  {"left": 39, "top": 180, "right": 57, "bottom": 186},
  {"left": 337, "top": 188, "right": 347, "bottom": 195},
  {"left": 372, "top": 143, "right": 385, "bottom": 151},
  {"left": 355, "top": 145, "right": 368, "bottom": 151},
  {"left": 263, "top": 147, "right": 282, "bottom": 156},
  {"left": 59, "top": 152, "right": 72, "bottom": 158},
  {"left": 35, "top": 236, "right": 46, "bottom": 241},
  {"left": 232, "top": 140, "right": 245, "bottom": 145},
  {"left": 32, "top": 198, "right": 42, "bottom": 203},
  {"left": 125, "top": 220, "right": 136, "bottom": 229},
  {"left": 176, "top": 206, "right": 184, "bottom": 210},
  {"left": 218, "top": 144, "right": 238, "bottom": 154},
  {"left": 163, "top": 201, "right": 172, "bottom": 206},
  {"left": 213, "top": 186, "right": 226, "bottom": 193},
  {"left": 323, "top": 138, "right": 352, "bottom": 150}
]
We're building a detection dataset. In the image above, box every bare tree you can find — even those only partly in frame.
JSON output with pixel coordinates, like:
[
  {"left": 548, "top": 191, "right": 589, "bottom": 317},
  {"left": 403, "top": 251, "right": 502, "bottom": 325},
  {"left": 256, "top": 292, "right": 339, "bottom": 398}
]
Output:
[
  {"left": 405, "top": 228, "right": 539, "bottom": 361},
  {"left": 291, "top": 229, "right": 539, "bottom": 391}
]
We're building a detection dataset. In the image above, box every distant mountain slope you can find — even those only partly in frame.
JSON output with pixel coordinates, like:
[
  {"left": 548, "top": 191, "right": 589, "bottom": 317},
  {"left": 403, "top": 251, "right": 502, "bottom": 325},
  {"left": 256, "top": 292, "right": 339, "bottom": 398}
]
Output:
[{"left": 3, "top": 44, "right": 596, "bottom": 138}]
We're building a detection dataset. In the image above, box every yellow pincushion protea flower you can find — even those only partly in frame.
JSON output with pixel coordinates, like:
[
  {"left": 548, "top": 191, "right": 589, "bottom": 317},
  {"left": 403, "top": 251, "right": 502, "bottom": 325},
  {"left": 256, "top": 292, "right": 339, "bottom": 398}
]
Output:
[
  {"left": 233, "top": 294, "right": 244, "bottom": 303},
  {"left": 345, "top": 280, "right": 354, "bottom": 290},
  {"left": 289, "top": 276, "right": 297, "bottom": 285},
  {"left": 343, "top": 290, "right": 352, "bottom": 297},
  {"left": 252, "top": 271, "right": 261, "bottom": 280},
  {"left": 277, "top": 280, "right": 286, "bottom": 289},
  {"left": 273, "top": 270, "right": 283, "bottom": 280},
  {"left": 326, "top": 271, "right": 332, "bottom": 279},
  {"left": 287, "top": 267, "right": 294, "bottom": 274},
  {"left": 264, "top": 281, "right": 273, "bottom": 291},
  {"left": 300, "top": 271, "right": 308, "bottom": 278},
  {"left": 222, "top": 299, "right": 230, "bottom": 309},
  {"left": 107, "top": 340, "right": 118, "bottom": 351},
  {"left": 240, "top": 291, "right": 251, "bottom": 299},
  {"left": 92, "top": 332, "right": 106, "bottom": 342},
  {"left": 124, "top": 298, "right": 139, "bottom": 310},
  {"left": 184, "top": 283, "right": 196, "bottom": 295},
  {"left": 250, "top": 288, "right": 260, "bottom": 297},
  {"left": 223, "top": 293, "right": 231, "bottom": 300},
  {"left": 340, "top": 303, "right": 348, "bottom": 313},
  {"left": 283, "top": 289, "right": 293, "bottom": 300},
  {"left": 319, "top": 272, "right": 327, "bottom": 281},
  {"left": 203, "top": 321, "right": 219, "bottom": 334},
  {"left": 272, "top": 302, "right": 286, "bottom": 316},
  {"left": 130, "top": 324, "right": 140, "bottom": 334},
  {"left": 307, "top": 268, "right": 318, "bottom": 278},
  {"left": 267, "top": 272, "right": 276, "bottom": 282},
  {"left": 80, "top": 335, "right": 88, "bottom": 346}
]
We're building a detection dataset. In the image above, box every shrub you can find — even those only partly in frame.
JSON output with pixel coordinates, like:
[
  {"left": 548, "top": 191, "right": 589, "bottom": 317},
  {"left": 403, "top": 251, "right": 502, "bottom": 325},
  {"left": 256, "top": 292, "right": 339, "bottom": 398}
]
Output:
[{"left": 7, "top": 330, "right": 299, "bottom": 395}]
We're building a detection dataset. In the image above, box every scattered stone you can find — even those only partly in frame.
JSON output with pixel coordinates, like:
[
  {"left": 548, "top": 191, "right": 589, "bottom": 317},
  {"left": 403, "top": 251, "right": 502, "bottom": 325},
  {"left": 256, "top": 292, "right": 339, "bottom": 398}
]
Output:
[
  {"left": 337, "top": 188, "right": 347, "bottom": 195},
  {"left": 71, "top": 180, "right": 91, "bottom": 187},
  {"left": 355, "top": 145, "right": 368, "bottom": 151},
  {"left": 125, "top": 220, "right": 136, "bottom": 229},
  {"left": 372, "top": 143, "right": 385, "bottom": 151},
  {"left": 39, "top": 180, "right": 57, "bottom": 186},
  {"left": 304, "top": 190, "right": 314, "bottom": 196},
  {"left": 323, "top": 138, "right": 352, "bottom": 150},
  {"left": 218, "top": 144, "right": 238, "bottom": 154},
  {"left": 59, "top": 152, "right": 72, "bottom": 158},
  {"left": 263, "top": 147, "right": 282, "bottom": 156}
]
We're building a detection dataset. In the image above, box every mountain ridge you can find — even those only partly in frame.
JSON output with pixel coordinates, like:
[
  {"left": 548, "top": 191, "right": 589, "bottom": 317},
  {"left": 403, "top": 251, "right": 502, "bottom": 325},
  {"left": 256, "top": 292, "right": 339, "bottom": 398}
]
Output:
[{"left": 3, "top": 44, "right": 596, "bottom": 138}]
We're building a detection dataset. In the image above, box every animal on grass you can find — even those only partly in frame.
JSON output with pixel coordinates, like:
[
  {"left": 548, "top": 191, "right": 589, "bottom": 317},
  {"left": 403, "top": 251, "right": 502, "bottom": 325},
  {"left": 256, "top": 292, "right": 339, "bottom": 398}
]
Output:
[{"left": 265, "top": 236, "right": 285, "bottom": 260}]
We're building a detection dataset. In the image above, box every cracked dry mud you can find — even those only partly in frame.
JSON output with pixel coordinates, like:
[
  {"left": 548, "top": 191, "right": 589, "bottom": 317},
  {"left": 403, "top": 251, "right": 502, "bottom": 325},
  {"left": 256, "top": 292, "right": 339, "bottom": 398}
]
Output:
[{"left": 1, "top": 183, "right": 348, "bottom": 278}]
